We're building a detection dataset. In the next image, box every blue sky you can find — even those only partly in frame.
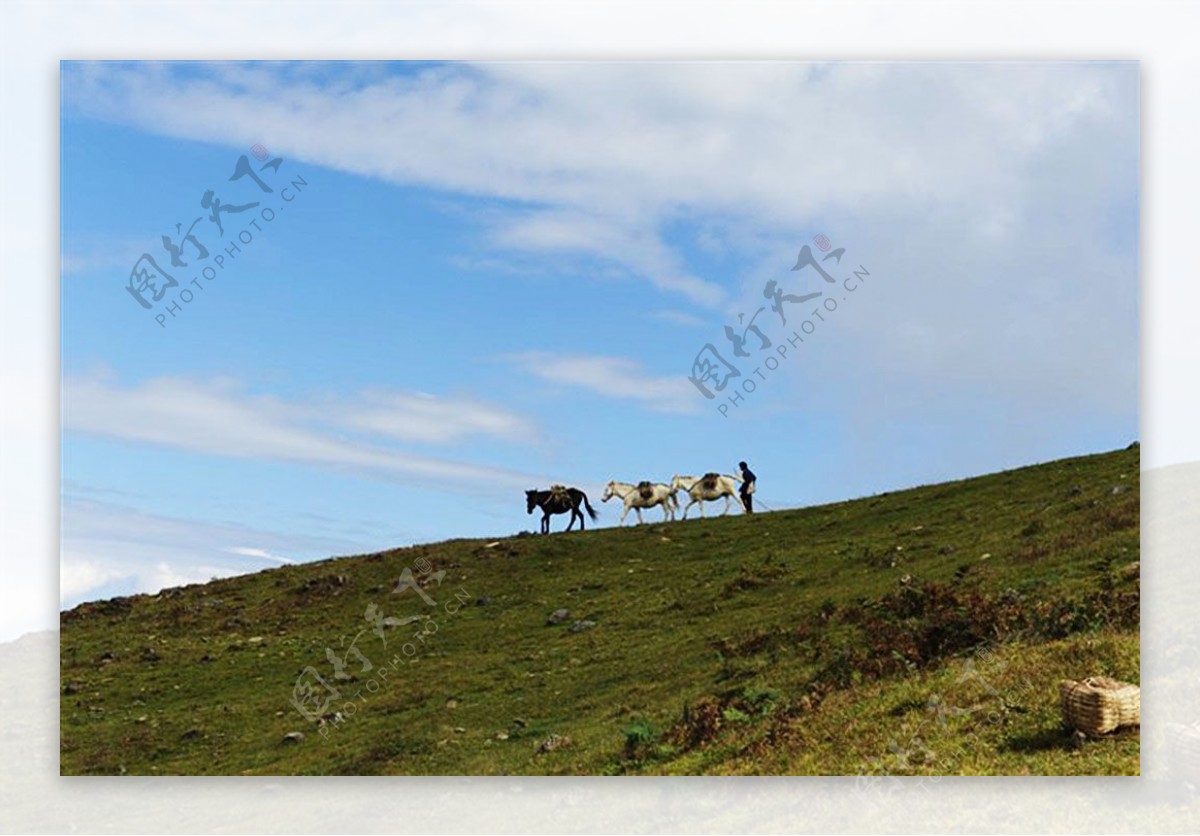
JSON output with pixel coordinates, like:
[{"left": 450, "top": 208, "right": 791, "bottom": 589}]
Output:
[{"left": 60, "top": 61, "right": 1139, "bottom": 607}]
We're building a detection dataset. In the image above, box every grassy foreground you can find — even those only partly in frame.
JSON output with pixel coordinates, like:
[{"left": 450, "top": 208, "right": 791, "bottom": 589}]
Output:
[{"left": 60, "top": 446, "right": 1140, "bottom": 775}]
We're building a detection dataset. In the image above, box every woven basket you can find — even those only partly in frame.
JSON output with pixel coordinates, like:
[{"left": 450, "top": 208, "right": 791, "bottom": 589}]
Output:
[{"left": 1059, "top": 676, "right": 1140, "bottom": 736}]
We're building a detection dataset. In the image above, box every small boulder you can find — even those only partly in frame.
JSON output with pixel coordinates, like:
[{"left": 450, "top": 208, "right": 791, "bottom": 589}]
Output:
[
  {"left": 568, "top": 620, "right": 597, "bottom": 633},
  {"left": 282, "top": 731, "right": 305, "bottom": 744},
  {"left": 536, "top": 734, "right": 572, "bottom": 754},
  {"left": 546, "top": 608, "right": 570, "bottom": 625}
]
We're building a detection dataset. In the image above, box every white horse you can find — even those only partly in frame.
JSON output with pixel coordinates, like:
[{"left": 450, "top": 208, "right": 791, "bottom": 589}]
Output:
[
  {"left": 602, "top": 480, "right": 679, "bottom": 525},
  {"left": 671, "top": 473, "right": 743, "bottom": 519}
]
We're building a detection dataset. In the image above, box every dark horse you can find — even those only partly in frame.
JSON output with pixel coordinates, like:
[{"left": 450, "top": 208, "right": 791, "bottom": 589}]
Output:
[{"left": 525, "top": 486, "right": 598, "bottom": 534}]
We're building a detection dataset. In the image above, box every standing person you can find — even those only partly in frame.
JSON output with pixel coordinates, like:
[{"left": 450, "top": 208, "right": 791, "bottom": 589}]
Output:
[{"left": 738, "top": 461, "right": 756, "bottom": 513}]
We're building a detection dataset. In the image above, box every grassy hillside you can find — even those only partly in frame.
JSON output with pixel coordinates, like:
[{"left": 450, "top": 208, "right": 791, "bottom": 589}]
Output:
[{"left": 60, "top": 446, "right": 1140, "bottom": 775}]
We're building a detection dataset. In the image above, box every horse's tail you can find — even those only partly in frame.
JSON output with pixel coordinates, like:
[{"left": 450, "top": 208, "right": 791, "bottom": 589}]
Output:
[{"left": 580, "top": 491, "right": 599, "bottom": 521}]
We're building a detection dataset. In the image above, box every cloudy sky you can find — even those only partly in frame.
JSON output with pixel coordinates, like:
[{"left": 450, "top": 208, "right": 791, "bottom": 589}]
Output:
[{"left": 60, "top": 60, "right": 1138, "bottom": 609}]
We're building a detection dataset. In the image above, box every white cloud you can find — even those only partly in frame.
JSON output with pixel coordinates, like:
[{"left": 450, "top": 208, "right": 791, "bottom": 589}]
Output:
[
  {"left": 649, "top": 310, "right": 709, "bottom": 328},
  {"left": 61, "top": 61, "right": 1134, "bottom": 313},
  {"left": 57, "top": 61, "right": 1137, "bottom": 488},
  {"left": 506, "top": 351, "right": 700, "bottom": 414},
  {"left": 60, "top": 558, "right": 130, "bottom": 602},
  {"left": 62, "top": 370, "right": 543, "bottom": 491},
  {"left": 59, "top": 497, "right": 361, "bottom": 608},
  {"left": 337, "top": 388, "right": 535, "bottom": 445},
  {"left": 146, "top": 561, "right": 236, "bottom": 592},
  {"left": 61, "top": 236, "right": 151, "bottom": 277},
  {"left": 225, "top": 546, "right": 294, "bottom": 565},
  {"left": 487, "top": 208, "right": 725, "bottom": 306},
  {"left": 59, "top": 62, "right": 1138, "bottom": 426}
]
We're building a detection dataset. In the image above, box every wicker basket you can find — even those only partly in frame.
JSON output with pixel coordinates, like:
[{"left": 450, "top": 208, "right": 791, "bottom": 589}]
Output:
[{"left": 1059, "top": 676, "right": 1140, "bottom": 736}]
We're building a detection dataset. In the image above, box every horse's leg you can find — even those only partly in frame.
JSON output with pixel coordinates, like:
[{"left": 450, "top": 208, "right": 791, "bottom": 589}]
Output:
[
  {"left": 722, "top": 494, "right": 731, "bottom": 516},
  {"left": 542, "top": 511, "right": 550, "bottom": 534},
  {"left": 620, "top": 501, "right": 630, "bottom": 526},
  {"left": 635, "top": 506, "right": 644, "bottom": 525}
]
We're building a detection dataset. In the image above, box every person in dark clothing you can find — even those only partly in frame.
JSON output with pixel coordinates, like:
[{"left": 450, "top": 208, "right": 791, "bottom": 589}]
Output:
[{"left": 738, "top": 461, "right": 756, "bottom": 513}]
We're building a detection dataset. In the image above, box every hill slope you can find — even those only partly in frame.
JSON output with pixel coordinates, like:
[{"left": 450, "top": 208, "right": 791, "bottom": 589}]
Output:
[{"left": 60, "top": 446, "right": 1140, "bottom": 775}]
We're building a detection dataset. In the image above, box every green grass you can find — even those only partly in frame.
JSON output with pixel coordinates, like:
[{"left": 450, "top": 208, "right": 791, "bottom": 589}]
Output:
[{"left": 60, "top": 445, "right": 1140, "bottom": 775}]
